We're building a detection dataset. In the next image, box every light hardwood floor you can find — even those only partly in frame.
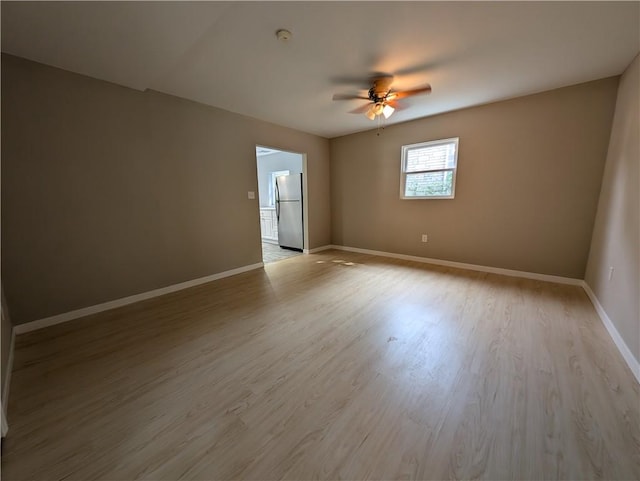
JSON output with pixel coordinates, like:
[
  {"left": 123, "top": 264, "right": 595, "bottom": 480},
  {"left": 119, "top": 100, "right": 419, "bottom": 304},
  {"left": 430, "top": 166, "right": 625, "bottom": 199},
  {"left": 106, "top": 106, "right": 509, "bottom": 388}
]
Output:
[{"left": 2, "top": 250, "right": 639, "bottom": 480}]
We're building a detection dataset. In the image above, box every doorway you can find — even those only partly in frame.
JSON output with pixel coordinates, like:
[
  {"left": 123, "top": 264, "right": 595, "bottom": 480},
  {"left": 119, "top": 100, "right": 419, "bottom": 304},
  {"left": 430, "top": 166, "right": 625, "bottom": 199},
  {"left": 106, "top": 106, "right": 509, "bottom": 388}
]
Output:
[{"left": 255, "top": 146, "right": 305, "bottom": 264}]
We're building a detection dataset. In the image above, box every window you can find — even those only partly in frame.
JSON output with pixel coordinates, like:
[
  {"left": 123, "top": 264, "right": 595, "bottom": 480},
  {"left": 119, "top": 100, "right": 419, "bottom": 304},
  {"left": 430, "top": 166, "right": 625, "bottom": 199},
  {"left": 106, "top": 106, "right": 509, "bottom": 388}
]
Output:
[
  {"left": 400, "top": 137, "right": 459, "bottom": 199},
  {"left": 269, "top": 170, "right": 290, "bottom": 206}
]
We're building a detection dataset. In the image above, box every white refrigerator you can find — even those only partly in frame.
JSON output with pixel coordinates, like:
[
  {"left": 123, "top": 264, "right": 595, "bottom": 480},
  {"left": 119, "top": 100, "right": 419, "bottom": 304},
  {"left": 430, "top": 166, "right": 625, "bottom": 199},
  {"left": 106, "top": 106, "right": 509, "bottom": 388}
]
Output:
[{"left": 275, "top": 173, "right": 304, "bottom": 251}]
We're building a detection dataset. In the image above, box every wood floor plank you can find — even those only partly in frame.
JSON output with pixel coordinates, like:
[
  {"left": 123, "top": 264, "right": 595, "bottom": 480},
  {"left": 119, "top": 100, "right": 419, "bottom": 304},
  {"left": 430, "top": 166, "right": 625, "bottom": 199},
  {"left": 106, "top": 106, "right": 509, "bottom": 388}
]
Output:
[{"left": 2, "top": 250, "right": 638, "bottom": 480}]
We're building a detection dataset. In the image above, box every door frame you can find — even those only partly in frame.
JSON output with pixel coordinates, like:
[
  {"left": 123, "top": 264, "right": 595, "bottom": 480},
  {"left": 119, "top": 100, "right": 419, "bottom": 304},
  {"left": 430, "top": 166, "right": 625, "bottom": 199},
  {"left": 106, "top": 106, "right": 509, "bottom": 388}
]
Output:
[{"left": 255, "top": 146, "right": 308, "bottom": 251}]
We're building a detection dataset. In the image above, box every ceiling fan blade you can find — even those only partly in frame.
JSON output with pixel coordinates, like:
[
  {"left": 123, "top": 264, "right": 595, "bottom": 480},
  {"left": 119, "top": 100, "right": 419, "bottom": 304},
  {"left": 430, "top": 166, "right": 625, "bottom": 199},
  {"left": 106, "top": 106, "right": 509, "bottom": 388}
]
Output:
[
  {"left": 386, "top": 99, "right": 408, "bottom": 111},
  {"left": 333, "top": 93, "right": 370, "bottom": 101},
  {"left": 348, "top": 103, "right": 373, "bottom": 114},
  {"left": 389, "top": 84, "right": 432, "bottom": 100}
]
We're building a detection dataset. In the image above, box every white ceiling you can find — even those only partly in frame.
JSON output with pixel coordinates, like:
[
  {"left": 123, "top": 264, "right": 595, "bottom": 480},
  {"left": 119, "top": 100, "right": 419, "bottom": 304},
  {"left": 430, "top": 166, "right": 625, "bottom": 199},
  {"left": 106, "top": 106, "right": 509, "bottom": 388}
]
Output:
[{"left": 2, "top": 2, "right": 639, "bottom": 138}]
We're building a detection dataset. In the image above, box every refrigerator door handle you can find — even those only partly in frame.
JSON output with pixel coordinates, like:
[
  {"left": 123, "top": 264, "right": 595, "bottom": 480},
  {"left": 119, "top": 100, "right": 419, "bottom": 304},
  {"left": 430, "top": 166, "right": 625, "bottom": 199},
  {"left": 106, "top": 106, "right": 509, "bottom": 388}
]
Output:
[{"left": 275, "top": 178, "right": 280, "bottom": 221}]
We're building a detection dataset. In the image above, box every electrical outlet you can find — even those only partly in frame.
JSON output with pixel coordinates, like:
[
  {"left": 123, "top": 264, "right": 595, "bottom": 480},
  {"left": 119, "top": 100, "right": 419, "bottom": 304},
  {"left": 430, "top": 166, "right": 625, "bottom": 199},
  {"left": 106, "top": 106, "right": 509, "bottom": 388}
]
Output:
[
  {"left": 609, "top": 267, "right": 614, "bottom": 281},
  {"left": 248, "top": 191, "right": 255, "bottom": 199},
  {"left": 421, "top": 234, "right": 428, "bottom": 243}
]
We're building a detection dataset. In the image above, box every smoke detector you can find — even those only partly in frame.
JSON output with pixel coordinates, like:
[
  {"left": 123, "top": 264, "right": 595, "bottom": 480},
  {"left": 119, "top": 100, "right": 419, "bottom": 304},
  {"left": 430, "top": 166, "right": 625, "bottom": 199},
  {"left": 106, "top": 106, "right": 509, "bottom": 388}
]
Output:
[{"left": 276, "top": 29, "right": 292, "bottom": 42}]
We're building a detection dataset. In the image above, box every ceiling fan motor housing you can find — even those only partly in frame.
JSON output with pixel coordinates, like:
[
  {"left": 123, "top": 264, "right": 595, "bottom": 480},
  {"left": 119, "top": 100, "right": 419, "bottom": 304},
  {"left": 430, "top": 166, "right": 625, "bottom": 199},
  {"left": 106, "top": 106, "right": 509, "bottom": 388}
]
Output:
[
  {"left": 368, "top": 87, "right": 386, "bottom": 103},
  {"left": 369, "top": 77, "right": 394, "bottom": 102}
]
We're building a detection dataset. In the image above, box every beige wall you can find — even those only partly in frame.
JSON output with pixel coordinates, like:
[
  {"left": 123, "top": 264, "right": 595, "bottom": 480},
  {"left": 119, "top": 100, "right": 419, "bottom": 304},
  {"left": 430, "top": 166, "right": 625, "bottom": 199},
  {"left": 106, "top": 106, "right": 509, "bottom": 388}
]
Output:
[
  {"left": 330, "top": 78, "right": 619, "bottom": 278},
  {"left": 585, "top": 54, "right": 639, "bottom": 364},
  {"left": 1, "top": 54, "right": 330, "bottom": 325}
]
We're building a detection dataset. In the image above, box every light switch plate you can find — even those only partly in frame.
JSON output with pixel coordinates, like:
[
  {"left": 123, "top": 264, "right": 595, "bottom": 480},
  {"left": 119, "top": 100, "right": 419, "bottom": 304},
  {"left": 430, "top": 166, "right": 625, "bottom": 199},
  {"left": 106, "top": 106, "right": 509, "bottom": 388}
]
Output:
[{"left": 248, "top": 191, "right": 255, "bottom": 199}]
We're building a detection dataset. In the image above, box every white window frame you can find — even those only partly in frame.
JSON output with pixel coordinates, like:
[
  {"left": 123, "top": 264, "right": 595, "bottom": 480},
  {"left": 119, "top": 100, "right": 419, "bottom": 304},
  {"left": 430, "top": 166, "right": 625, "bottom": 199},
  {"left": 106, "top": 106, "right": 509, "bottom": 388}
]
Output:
[{"left": 400, "top": 137, "right": 459, "bottom": 200}]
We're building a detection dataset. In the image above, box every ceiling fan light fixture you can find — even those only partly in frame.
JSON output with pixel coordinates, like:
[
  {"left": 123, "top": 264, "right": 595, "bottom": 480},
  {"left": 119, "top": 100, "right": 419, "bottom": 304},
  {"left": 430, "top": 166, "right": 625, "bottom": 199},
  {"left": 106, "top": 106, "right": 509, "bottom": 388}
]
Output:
[
  {"left": 363, "top": 102, "right": 394, "bottom": 121},
  {"left": 382, "top": 104, "right": 395, "bottom": 119},
  {"left": 365, "top": 107, "right": 376, "bottom": 120}
]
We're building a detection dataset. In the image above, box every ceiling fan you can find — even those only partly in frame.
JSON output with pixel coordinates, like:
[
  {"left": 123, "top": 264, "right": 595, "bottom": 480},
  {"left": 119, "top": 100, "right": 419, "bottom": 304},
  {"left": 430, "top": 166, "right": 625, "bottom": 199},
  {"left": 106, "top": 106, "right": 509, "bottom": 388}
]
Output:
[{"left": 333, "top": 75, "right": 432, "bottom": 121}]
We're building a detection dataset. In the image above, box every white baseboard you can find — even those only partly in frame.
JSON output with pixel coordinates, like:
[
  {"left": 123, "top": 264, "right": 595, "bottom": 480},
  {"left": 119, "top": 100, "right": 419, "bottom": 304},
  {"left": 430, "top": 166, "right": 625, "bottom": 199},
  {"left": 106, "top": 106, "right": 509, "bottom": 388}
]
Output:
[
  {"left": 330, "top": 245, "right": 583, "bottom": 286},
  {"left": 2, "top": 327, "right": 15, "bottom": 411},
  {"left": 304, "top": 245, "right": 333, "bottom": 254},
  {"left": 1, "top": 404, "right": 7, "bottom": 438},
  {"left": 14, "top": 263, "right": 264, "bottom": 335},
  {"left": 582, "top": 282, "right": 640, "bottom": 384}
]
